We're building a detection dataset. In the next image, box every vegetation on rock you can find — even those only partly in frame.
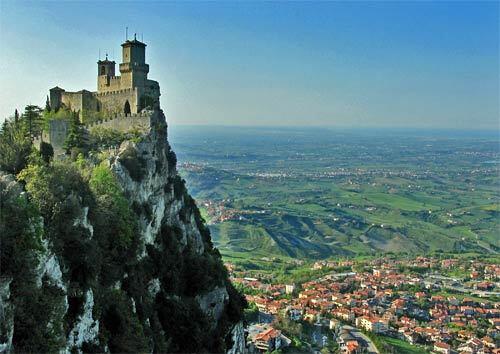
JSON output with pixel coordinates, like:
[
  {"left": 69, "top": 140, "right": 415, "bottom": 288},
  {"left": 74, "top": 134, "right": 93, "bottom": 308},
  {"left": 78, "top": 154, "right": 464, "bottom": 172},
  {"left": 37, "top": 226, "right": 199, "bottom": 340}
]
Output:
[{"left": 0, "top": 109, "right": 245, "bottom": 352}]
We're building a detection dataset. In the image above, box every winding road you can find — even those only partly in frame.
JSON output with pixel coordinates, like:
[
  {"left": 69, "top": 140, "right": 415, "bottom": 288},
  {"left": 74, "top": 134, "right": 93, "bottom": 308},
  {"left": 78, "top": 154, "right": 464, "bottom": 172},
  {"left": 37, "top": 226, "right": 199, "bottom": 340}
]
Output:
[{"left": 342, "top": 325, "right": 379, "bottom": 354}]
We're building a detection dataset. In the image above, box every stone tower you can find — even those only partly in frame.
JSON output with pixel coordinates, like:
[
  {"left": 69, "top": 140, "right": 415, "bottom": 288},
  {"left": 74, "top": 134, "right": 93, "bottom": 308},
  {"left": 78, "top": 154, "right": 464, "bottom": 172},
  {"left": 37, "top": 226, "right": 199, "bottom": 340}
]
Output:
[
  {"left": 119, "top": 35, "right": 149, "bottom": 89},
  {"left": 50, "top": 36, "right": 160, "bottom": 117},
  {"left": 97, "top": 55, "right": 116, "bottom": 91}
]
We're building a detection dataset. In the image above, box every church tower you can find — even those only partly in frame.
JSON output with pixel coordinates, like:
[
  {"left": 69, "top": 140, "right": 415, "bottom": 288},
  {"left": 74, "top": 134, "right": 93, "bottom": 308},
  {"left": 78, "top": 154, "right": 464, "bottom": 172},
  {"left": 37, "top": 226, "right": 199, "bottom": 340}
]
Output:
[{"left": 119, "top": 34, "right": 149, "bottom": 89}]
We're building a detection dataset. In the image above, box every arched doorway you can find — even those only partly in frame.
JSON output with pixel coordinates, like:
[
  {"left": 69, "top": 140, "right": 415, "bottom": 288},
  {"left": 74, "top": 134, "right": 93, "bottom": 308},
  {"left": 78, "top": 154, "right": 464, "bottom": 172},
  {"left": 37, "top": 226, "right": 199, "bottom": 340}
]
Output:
[{"left": 124, "top": 100, "right": 131, "bottom": 115}]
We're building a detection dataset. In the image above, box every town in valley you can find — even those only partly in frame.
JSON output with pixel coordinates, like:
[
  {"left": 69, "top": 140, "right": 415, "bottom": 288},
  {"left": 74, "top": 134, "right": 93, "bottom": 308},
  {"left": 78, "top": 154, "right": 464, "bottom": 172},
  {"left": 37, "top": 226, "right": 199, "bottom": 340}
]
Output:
[{"left": 228, "top": 255, "right": 499, "bottom": 354}]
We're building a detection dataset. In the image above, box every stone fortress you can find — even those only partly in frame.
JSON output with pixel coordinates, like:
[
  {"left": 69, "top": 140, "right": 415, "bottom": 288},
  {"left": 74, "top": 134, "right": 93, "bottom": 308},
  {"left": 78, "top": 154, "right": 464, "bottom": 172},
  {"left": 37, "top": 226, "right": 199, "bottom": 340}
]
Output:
[
  {"left": 38, "top": 36, "right": 161, "bottom": 154},
  {"left": 50, "top": 34, "right": 160, "bottom": 117}
]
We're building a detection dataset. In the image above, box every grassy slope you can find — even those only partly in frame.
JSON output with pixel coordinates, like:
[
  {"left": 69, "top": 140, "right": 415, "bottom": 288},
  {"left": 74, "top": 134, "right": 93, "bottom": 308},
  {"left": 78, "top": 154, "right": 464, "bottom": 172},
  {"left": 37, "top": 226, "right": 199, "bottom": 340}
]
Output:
[{"left": 381, "top": 337, "right": 430, "bottom": 354}]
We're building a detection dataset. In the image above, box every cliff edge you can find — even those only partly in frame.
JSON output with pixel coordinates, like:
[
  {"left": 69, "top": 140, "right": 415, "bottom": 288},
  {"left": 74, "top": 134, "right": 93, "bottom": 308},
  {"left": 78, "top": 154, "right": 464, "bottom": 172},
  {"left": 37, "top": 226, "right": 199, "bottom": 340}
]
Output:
[{"left": 0, "top": 109, "right": 246, "bottom": 353}]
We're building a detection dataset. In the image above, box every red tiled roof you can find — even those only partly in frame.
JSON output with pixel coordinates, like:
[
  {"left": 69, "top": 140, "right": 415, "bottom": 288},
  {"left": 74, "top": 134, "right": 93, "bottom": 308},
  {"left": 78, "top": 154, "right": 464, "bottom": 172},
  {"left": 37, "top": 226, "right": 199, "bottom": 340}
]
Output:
[{"left": 255, "top": 328, "right": 280, "bottom": 341}]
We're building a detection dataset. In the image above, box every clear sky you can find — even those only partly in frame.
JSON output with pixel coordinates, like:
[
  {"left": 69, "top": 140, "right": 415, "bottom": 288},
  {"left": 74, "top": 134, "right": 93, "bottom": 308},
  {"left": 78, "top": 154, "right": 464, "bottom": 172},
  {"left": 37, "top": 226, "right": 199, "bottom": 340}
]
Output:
[{"left": 0, "top": 1, "right": 498, "bottom": 129}]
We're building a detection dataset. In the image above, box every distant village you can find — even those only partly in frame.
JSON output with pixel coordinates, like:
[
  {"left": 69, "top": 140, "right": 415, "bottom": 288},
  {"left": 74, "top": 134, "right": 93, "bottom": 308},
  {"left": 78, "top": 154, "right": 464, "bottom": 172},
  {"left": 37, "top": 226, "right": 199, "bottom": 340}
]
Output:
[{"left": 227, "top": 256, "right": 500, "bottom": 354}]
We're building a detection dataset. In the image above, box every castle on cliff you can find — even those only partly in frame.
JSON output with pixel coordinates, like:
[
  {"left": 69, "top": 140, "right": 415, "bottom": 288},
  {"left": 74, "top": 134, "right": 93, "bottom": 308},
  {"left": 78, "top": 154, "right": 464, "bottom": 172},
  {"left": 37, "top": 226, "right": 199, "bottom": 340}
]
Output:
[
  {"left": 37, "top": 36, "right": 162, "bottom": 155},
  {"left": 49, "top": 35, "right": 160, "bottom": 118}
]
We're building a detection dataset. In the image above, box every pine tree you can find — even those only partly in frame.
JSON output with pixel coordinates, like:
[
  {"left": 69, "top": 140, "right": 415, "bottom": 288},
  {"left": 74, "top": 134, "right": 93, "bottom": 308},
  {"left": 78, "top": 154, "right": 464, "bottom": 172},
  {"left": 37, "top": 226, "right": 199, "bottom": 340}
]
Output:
[
  {"left": 45, "top": 95, "right": 51, "bottom": 112},
  {"left": 0, "top": 117, "right": 33, "bottom": 173},
  {"left": 63, "top": 112, "right": 88, "bottom": 155},
  {"left": 21, "top": 105, "right": 43, "bottom": 140}
]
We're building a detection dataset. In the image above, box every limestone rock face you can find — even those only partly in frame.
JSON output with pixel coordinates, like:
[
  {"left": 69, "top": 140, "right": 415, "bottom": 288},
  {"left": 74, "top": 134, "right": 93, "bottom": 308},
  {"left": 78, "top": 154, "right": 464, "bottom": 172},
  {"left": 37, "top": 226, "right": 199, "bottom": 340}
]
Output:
[
  {"left": 227, "top": 322, "right": 247, "bottom": 354},
  {"left": 66, "top": 290, "right": 99, "bottom": 350},
  {"left": 0, "top": 110, "right": 245, "bottom": 353},
  {"left": 110, "top": 110, "right": 205, "bottom": 256},
  {"left": 196, "top": 286, "right": 229, "bottom": 324},
  {"left": 0, "top": 277, "right": 14, "bottom": 353}
]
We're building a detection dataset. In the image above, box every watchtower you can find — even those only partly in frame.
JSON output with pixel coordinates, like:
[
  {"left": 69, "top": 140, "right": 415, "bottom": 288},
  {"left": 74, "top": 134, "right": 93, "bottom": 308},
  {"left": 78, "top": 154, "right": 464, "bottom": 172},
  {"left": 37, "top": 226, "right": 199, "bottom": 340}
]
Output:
[
  {"left": 52, "top": 36, "right": 160, "bottom": 117},
  {"left": 119, "top": 34, "right": 149, "bottom": 88},
  {"left": 97, "top": 55, "right": 116, "bottom": 90}
]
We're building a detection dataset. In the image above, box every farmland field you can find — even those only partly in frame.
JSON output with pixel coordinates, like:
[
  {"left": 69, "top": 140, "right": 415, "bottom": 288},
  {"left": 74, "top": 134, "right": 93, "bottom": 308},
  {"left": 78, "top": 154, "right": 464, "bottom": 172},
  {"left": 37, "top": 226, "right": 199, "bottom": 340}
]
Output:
[{"left": 169, "top": 126, "right": 499, "bottom": 259}]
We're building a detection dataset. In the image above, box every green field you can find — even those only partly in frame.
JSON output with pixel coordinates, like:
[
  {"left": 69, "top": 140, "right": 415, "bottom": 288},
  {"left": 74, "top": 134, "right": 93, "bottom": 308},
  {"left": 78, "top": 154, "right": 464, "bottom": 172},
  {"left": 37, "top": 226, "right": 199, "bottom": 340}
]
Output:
[
  {"left": 380, "top": 336, "right": 429, "bottom": 354},
  {"left": 172, "top": 126, "right": 500, "bottom": 259}
]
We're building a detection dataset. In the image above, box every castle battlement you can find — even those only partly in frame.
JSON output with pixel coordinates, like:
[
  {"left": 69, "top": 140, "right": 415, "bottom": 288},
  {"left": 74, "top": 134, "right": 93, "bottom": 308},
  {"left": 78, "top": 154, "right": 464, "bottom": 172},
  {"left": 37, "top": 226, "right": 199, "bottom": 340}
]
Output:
[
  {"left": 34, "top": 110, "right": 156, "bottom": 158},
  {"left": 43, "top": 37, "right": 163, "bottom": 156},
  {"left": 95, "top": 87, "right": 135, "bottom": 97},
  {"left": 85, "top": 110, "right": 152, "bottom": 128},
  {"left": 50, "top": 37, "right": 160, "bottom": 118}
]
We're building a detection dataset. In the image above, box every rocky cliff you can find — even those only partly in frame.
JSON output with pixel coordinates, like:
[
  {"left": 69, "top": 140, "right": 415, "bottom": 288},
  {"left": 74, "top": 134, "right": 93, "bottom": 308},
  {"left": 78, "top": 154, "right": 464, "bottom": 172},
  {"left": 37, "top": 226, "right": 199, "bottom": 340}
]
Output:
[{"left": 0, "top": 109, "right": 246, "bottom": 353}]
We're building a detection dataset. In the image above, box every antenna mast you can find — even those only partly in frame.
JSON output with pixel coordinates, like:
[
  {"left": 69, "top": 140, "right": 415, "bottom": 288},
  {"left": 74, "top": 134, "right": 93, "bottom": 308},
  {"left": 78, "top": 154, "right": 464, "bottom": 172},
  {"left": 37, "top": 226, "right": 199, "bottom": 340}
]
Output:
[{"left": 126, "top": 27, "right": 128, "bottom": 40}]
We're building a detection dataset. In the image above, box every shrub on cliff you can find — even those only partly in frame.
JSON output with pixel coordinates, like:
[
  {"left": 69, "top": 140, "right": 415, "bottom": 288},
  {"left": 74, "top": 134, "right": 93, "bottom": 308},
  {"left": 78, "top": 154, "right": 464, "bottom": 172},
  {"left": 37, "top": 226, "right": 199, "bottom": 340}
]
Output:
[
  {"left": 17, "top": 161, "right": 92, "bottom": 220},
  {"left": 0, "top": 116, "right": 33, "bottom": 174},
  {"left": 17, "top": 160, "right": 100, "bottom": 289},
  {"left": 89, "top": 163, "right": 138, "bottom": 284},
  {"left": 4, "top": 107, "right": 245, "bottom": 352},
  {"left": 89, "top": 127, "right": 144, "bottom": 151},
  {"left": 98, "top": 289, "right": 149, "bottom": 353},
  {"left": 0, "top": 176, "right": 42, "bottom": 280},
  {"left": 0, "top": 175, "right": 66, "bottom": 352},
  {"left": 118, "top": 145, "right": 146, "bottom": 182},
  {"left": 155, "top": 296, "right": 211, "bottom": 353},
  {"left": 39, "top": 141, "right": 54, "bottom": 164}
]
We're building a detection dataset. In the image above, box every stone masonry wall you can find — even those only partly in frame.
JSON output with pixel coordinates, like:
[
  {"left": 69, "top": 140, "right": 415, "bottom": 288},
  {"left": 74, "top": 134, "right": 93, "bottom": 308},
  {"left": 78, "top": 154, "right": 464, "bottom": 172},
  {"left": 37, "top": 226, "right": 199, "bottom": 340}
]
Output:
[
  {"left": 95, "top": 88, "right": 138, "bottom": 114},
  {"left": 33, "top": 120, "right": 69, "bottom": 157},
  {"left": 34, "top": 112, "right": 152, "bottom": 157},
  {"left": 87, "top": 113, "right": 151, "bottom": 133}
]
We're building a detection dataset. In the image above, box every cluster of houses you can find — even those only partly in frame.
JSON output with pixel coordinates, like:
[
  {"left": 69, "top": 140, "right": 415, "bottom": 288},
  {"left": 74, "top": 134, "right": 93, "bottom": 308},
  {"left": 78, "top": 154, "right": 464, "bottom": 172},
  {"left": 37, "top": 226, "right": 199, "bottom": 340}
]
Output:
[
  {"left": 231, "top": 256, "right": 499, "bottom": 353},
  {"left": 246, "top": 324, "right": 291, "bottom": 353}
]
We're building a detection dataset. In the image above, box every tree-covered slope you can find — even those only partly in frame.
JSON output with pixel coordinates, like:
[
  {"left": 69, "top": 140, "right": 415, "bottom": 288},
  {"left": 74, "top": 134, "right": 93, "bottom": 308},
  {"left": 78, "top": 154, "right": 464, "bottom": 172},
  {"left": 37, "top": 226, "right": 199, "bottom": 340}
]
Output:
[{"left": 0, "top": 109, "right": 246, "bottom": 353}]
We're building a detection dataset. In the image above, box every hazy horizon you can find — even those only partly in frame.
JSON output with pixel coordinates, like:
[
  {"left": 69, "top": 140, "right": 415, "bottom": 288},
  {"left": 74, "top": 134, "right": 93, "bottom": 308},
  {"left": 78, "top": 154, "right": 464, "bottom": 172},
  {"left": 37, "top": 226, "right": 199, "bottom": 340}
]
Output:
[{"left": 0, "top": 1, "right": 498, "bottom": 129}]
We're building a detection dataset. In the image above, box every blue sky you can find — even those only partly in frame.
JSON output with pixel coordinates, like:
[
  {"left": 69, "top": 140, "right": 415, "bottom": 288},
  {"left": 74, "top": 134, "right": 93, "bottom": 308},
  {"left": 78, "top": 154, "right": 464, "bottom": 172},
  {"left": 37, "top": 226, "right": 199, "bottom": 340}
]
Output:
[{"left": 0, "top": 1, "right": 498, "bottom": 129}]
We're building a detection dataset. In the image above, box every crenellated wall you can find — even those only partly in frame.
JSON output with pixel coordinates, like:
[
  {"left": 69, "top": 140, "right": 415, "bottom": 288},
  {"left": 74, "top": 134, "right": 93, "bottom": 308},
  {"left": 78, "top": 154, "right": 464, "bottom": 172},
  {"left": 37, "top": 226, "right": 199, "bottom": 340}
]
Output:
[
  {"left": 97, "top": 75, "right": 123, "bottom": 93},
  {"left": 87, "top": 112, "right": 152, "bottom": 133},
  {"left": 95, "top": 88, "right": 138, "bottom": 114},
  {"left": 34, "top": 111, "right": 154, "bottom": 157},
  {"left": 61, "top": 91, "right": 99, "bottom": 113},
  {"left": 53, "top": 87, "right": 150, "bottom": 118}
]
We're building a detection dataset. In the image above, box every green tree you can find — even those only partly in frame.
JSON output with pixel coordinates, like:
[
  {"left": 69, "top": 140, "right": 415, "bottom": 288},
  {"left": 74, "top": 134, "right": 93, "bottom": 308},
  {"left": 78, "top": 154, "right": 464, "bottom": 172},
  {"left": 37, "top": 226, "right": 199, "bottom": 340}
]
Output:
[
  {"left": 89, "top": 163, "right": 135, "bottom": 249},
  {"left": 0, "top": 117, "right": 33, "bottom": 174},
  {"left": 45, "top": 95, "right": 51, "bottom": 112},
  {"left": 0, "top": 172, "right": 66, "bottom": 352},
  {"left": 63, "top": 112, "right": 88, "bottom": 155},
  {"left": 21, "top": 105, "right": 43, "bottom": 139},
  {"left": 39, "top": 141, "right": 54, "bottom": 164}
]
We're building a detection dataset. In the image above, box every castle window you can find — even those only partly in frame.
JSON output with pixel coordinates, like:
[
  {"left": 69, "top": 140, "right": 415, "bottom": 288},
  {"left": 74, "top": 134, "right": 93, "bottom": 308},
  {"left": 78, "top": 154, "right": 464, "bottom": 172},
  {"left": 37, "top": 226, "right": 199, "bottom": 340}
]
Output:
[{"left": 100, "top": 66, "right": 105, "bottom": 75}]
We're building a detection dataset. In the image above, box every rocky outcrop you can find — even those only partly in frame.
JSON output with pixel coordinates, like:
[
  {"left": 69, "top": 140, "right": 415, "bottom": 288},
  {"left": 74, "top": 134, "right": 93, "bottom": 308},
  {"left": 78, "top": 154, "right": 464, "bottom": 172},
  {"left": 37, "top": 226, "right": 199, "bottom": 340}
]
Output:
[
  {"left": 227, "top": 322, "right": 246, "bottom": 354},
  {"left": 196, "top": 286, "right": 229, "bottom": 324},
  {"left": 0, "top": 277, "right": 13, "bottom": 353},
  {"left": 105, "top": 110, "right": 242, "bottom": 351},
  {"left": 110, "top": 110, "right": 205, "bottom": 256},
  {"left": 66, "top": 290, "right": 99, "bottom": 351},
  {"left": 0, "top": 109, "right": 245, "bottom": 353}
]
